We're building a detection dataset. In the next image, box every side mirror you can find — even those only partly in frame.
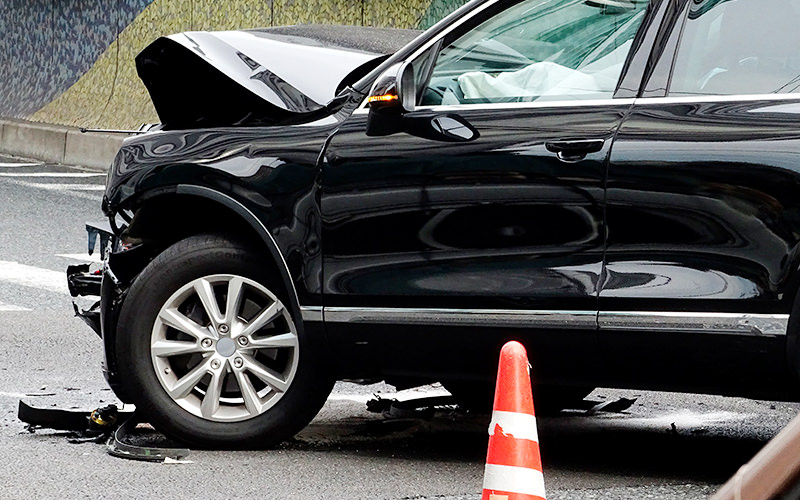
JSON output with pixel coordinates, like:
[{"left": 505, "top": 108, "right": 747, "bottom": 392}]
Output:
[
  {"left": 367, "top": 62, "right": 416, "bottom": 112},
  {"left": 364, "top": 62, "right": 479, "bottom": 142},
  {"left": 408, "top": 113, "right": 479, "bottom": 142},
  {"left": 366, "top": 62, "right": 415, "bottom": 136}
]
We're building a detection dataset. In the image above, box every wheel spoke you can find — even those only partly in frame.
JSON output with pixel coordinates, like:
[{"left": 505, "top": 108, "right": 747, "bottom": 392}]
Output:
[
  {"left": 240, "top": 302, "right": 282, "bottom": 338},
  {"left": 152, "top": 339, "right": 205, "bottom": 357},
  {"left": 243, "top": 356, "right": 289, "bottom": 393},
  {"left": 153, "top": 273, "right": 299, "bottom": 422},
  {"left": 234, "top": 369, "right": 262, "bottom": 417},
  {"left": 223, "top": 277, "right": 244, "bottom": 325},
  {"left": 169, "top": 357, "right": 213, "bottom": 399},
  {"left": 159, "top": 307, "right": 214, "bottom": 341},
  {"left": 246, "top": 332, "right": 297, "bottom": 349},
  {"left": 194, "top": 278, "right": 223, "bottom": 328},
  {"left": 200, "top": 368, "right": 225, "bottom": 418}
]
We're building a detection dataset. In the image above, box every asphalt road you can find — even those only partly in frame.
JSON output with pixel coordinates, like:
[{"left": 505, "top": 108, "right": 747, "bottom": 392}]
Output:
[{"left": 0, "top": 152, "right": 798, "bottom": 499}]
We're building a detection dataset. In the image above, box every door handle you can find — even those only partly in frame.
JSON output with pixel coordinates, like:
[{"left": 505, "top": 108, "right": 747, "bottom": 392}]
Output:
[{"left": 545, "top": 139, "right": 605, "bottom": 162}]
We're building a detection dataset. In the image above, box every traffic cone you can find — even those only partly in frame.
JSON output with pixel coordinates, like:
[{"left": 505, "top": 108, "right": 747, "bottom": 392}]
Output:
[{"left": 481, "top": 341, "right": 545, "bottom": 500}]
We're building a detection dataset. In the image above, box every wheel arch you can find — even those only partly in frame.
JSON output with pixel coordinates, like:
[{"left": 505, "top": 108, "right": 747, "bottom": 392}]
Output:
[
  {"left": 178, "top": 185, "right": 300, "bottom": 309},
  {"left": 111, "top": 185, "right": 302, "bottom": 322}
]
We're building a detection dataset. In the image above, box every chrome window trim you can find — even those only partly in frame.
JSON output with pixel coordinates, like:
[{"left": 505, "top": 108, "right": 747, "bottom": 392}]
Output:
[
  {"left": 601, "top": 312, "right": 788, "bottom": 337},
  {"left": 352, "top": 97, "right": 636, "bottom": 115},
  {"left": 307, "top": 307, "right": 789, "bottom": 337},
  {"left": 414, "top": 98, "right": 637, "bottom": 112},
  {"left": 635, "top": 94, "right": 800, "bottom": 105},
  {"left": 352, "top": 92, "right": 800, "bottom": 117}
]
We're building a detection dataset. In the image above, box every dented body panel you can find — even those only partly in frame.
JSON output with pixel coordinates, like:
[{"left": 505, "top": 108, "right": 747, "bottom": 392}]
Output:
[{"left": 136, "top": 26, "right": 418, "bottom": 129}]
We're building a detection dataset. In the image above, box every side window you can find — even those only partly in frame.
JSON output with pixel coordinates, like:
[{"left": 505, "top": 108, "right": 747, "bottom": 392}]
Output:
[
  {"left": 669, "top": 0, "right": 800, "bottom": 97},
  {"left": 419, "top": 0, "right": 649, "bottom": 106}
]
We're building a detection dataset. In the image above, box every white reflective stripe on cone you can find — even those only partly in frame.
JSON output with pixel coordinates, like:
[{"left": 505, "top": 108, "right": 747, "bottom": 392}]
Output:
[
  {"left": 488, "top": 411, "right": 539, "bottom": 442},
  {"left": 483, "top": 463, "right": 546, "bottom": 498}
]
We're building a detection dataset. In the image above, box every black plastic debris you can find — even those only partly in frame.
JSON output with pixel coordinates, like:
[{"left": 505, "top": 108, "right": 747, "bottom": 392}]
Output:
[
  {"left": 66, "top": 263, "right": 103, "bottom": 335},
  {"left": 66, "top": 263, "right": 102, "bottom": 298},
  {"left": 19, "top": 401, "right": 130, "bottom": 445},
  {"left": 20, "top": 400, "right": 89, "bottom": 432},
  {"left": 366, "top": 394, "right": 458, "bottom": 419},
  {"left": 585, "top": 397, "right": 638, "bottom": 415},
  {"left": 365, "top": 393, "right": 637, "bottom": 419},
  {"left": 18, "top": 401, "right": 190, "bottom": 462},
  {"left": 85, "top": 221, "right": 114, "bottom": 259},
  {"left": 107, "top": 414, "right": 190, "bottom": 462}
]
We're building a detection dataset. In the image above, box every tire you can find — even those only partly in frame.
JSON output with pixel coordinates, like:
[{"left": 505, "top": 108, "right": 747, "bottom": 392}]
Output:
[
  {"left": 115, "top": 234, "right": 333, "bottom": 448},
  {"left": 443, "top": 380, "right": 592, "bottom": 415}
]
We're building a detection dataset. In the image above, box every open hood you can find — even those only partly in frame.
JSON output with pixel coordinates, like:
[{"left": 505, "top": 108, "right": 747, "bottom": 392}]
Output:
[{"left": 136, "top": 28, "right": 389, "bottom": 129}]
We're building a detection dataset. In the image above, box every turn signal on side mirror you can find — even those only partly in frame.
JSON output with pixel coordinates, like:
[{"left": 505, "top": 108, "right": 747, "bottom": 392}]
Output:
[{"left": 367, "top": 93, "right": 399, "bottom": 104}]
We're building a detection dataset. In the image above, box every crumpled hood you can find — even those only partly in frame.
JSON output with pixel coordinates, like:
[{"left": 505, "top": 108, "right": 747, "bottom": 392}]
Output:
[{"left": 136, "top": 29, "right": 383, "bottom": 129}]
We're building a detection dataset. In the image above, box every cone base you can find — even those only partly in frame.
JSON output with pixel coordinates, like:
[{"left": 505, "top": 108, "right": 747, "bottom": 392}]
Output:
[{"left": 481, "top": 489, "right": 546, "bottom": 500}]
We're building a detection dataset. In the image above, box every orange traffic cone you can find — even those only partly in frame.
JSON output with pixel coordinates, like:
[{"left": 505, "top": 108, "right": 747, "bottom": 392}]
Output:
[{"left": 481, "top": 341, "right": 545, "bottom": 500}]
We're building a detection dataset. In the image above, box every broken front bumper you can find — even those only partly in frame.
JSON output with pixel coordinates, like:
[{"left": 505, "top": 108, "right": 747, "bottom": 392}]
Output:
[
  {"left": 67, "top": 221, "right": 133, "bottom": 402},
  {"left": 66, "top": 221, "right": 115, "bottom": 336},
  {"left": 66, "top": 263, "right": 102, "bottom": 335}
]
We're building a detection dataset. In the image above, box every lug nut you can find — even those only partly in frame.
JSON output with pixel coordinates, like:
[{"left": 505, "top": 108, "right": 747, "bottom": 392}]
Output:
[
  {"left": 211, "top": 359, "right": 221, "bottom": 369},
  {"left": 201, "top": 339, "right": 213, "bottom": 348},
  {"left": 237, "top": 336, "right": 249, "bottom": 346},
  {"left": 233, "top": 357, "right": 243, "bottom": 368},
  {"left": 218, "top": 324, "right": 230, "bottom": 334},
  {"left": 164, "top": 367, "right": 171, "bottom": 374}
]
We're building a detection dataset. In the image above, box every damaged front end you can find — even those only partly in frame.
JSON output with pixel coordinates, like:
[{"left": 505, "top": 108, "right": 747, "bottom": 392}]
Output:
[
  {"left": 66, "top": 221, "right": 115, "bottom": 336},
  {"left": 69, "top": 24, "right": 418, "bottom": 405},
  {"left": 67, "top": 218, "right": 149, "bottom": 403},
  {"left": 137, "top": 28, "right": 385, "bottom": 129}
]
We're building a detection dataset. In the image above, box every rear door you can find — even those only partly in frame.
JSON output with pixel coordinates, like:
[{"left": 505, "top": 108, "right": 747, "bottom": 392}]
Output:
[{"left": 601, "top": 0, "right": 800, "bottom": 395}]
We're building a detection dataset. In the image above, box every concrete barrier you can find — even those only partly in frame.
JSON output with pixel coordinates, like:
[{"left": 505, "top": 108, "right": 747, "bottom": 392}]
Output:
[
  {"left": 65, "top": 129, "right": 124, "bottom": 170},
  {"left": 1, "top": 120, "right": 67, "bottom": 164},
  {"left": 0, "top": 119, "right": 122, "bottom": 170}
]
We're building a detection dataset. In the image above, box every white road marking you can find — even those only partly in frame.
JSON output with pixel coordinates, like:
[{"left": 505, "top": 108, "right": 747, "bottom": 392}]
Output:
[
  {"left": 8, "top": 179, "right": 104, "bottom": 202},
  {"left": 0, "top": 302, "right": 30, "bottom": 312},
  {"left": 0, "top": 172, "right": 104, "bottom": 177},
  {"left": 0, "top": 261, "right": 68, "bottom": 295},
  {"left": 635, "top": 410, "right": 747, "bottom": 427},
  {"left": 24, "top": 183, "right": 105, "bottom": 191},
  {"left": 327, "top": 394, "right": 373, "bottom": 404},
  {"left": 0, "top": 391, "right": 30, "bottom": 398},
  {"left": 56, "top": 253, "right": 103, "bottom": 263},
  {"left": 0, "top": 162, "right": 42, "bottom": 167}
]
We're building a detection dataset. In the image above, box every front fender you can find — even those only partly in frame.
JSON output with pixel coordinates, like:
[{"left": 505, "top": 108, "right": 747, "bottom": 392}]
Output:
[{"left": 175, "top": 184, "right": 303, "bottom": 313}]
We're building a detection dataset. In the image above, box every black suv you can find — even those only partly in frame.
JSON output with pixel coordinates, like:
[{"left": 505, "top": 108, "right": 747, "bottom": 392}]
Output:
[{"left": 69, "top": 0, "right": 800, "bottom": 447}]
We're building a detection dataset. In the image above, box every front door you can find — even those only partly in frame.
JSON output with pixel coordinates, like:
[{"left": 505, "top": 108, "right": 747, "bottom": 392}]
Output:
[{"left": 321, "top": 0, "right": 652, "bottom": 385}]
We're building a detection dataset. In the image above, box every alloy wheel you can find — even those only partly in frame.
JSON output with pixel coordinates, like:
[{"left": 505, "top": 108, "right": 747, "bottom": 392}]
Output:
[{"left": 150, "top": 274, "right": 299, "bottom": 422}]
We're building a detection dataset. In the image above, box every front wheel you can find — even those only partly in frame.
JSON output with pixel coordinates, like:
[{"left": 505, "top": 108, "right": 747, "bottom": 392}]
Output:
[{"left": 115, "top": 234, "right": 332, "bottom": 448}]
